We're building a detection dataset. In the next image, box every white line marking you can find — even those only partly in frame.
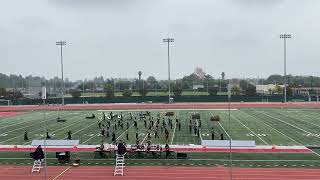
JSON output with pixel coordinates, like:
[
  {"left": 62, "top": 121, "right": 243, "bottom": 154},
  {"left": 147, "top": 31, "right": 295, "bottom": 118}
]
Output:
[
  {"left": 21, "top": 113, "right": 89, "bottom": 144},
  {"left": 170, "top": 111, "right": 180, "bottom": 145},
  {"left": 282, "top": 110, "right": 320, "bottom": 129},
  {"left": 0, "top": 112, "right": 54, "bottom": 130},
  {"left": 97, "top": 109, "right": 239, "bottom": 112},
  {"left": 3, "top": 113, "right": 85, "bottom": 144},
  {"left": 230, "top": 114, "right": 268, "bottom": 145},
  {"left": 309, "top": 149, "right": 320, "bottom": 158},
  {"left": 209, "top": 112, "right": 231, "bottom": 139},
  {"left": 117, "top": 124, "right": 134, "bottom": 141},
  {"left": 259, "top": 111, "right": 315, "bottom": 135},
  {"left": 241, "top": 110, "right": 301, "bottom": 145}
]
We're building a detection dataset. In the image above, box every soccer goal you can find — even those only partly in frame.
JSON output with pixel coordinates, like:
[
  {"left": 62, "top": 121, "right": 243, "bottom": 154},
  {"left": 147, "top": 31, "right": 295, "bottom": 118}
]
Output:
[{"left": 0, "top": 99, "right": 12, "bottom": 106}]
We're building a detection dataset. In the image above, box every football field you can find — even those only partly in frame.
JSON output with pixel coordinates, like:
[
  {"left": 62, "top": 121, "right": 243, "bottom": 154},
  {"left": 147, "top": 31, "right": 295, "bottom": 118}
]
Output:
[{"left": 1, "top": 108, "right": 320, "bottom": 146}]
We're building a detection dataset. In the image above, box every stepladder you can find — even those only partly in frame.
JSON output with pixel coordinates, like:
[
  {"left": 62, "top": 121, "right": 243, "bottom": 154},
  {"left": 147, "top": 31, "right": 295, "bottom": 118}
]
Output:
[
  {"left": 114, "top": 153, "right": 125, "bottom": 176},
  {"left": 31, "top": 160, "right": 43, "bottom": 173}
]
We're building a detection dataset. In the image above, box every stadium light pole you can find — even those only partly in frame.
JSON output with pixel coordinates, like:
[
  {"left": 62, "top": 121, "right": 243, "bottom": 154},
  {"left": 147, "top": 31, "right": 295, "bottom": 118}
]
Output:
[
  {"left": 280, "top": 34, "right": 291, "bottom": 103},
  {"left": 41, "top": 82, "right": 47, "bottom": 180},
  {"left": 163, "top": 38, "right": 174, "bottom": 103},
  {"left": 56, "top": 41, "right": 66, "bottom": 105},
  {"left": 227, "top": 83, "right": 233, "bottom": 180}
]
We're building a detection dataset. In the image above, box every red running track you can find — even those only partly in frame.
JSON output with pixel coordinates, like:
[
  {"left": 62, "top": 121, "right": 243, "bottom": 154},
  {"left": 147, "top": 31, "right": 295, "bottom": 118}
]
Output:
[
  {"left": 1, "top": 166, "right": 320, "bottom": 180},
  {"left": 1, "top": 102, "right": 320, "bottom": 111}
]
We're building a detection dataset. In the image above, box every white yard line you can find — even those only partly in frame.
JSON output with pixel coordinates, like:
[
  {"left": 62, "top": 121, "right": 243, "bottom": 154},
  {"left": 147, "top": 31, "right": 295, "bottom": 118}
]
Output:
[
  {"left": 0, "top": 112, "right": 58, "bottom": 135},
  {"left": 21, "top": 113, "right": 89, "bottom": 145},
  {"left": 116, "top": 123, "right": 134, "bottom": 141},
  {"left": 284, "top": 111, "right": 320, "bottom": 129},
  {"left": 209, "top": 112, "right": 231, "bottom": 139},
  {"left": 170, "top": 111, "right": 180, "bottom": 145},
  {"left": 230, "top": 114, "right": 268, "bottom": 145},
  {"left": 82, "top": 133, "right": 99, "bottom": 144},
  {"left": 3, "top": 113, "right": 85, "bottom": 144},
  {"left": 260, "top": 111, "right": 318, "bottom": 136},
  {"left": 309, "top": 149, "right": 320, "bottom": 158},
  {"left": 241, "top": 110, "right": 301, "bottom": 145},
  {"left": 82, "top": 113, "right": 130, "bottom": 144},
  {"left": 97, "top": 109, "right": 238, "bottom": 112},
  {"left": 0, "top": 112, "right": 55, "bottom": 130},
  {"left": 141, "top": 111, "right": 164, "bottom": 145}
]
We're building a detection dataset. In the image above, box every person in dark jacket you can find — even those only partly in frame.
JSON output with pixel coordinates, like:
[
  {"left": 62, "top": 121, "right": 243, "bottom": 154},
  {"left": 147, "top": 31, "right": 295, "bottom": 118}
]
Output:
[
  {"left": 67, "top": 130, "right": 72, "bottom": 140},
  {"left": 117, "top": 140, "right": 126, "bottom": 155},
  {"left": 24, "top": 131, "right": 28, "bottom": 141},
  {"left": 34, "top": 145, "right": 44, "bottom": 161}
]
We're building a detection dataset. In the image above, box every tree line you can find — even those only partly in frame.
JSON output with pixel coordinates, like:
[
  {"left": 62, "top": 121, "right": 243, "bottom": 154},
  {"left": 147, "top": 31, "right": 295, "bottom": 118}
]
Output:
[{"left": 0, "top": 69, "right": 319, "bottom": 99}]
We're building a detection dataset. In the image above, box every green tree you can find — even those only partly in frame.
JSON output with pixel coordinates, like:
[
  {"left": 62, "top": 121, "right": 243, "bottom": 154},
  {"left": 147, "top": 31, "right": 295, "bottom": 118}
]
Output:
[
  {"left": 138, "top": 71, "right": 142, "bottom": 81},
  {"left": 171, "top": 84, "right": 182, "bottom": 97},
  {"left": 239, "top": 80, "right": 248, "bottom": 91},
  {"left": 245, "top": 84, "right": 256, "bottom": 96},
  {"left": 70, "top": 89, "right": 81, "bottom": 98},
  {"left": 221, "top": 72, "right": 225, "bottom": 80},
  {"left": 138, "top": 86, "right": 148, "bottom": 96},
  {"left": 104, "top": 83, "right": 115, "bottom": 97},
  {"left": 122, "top": 89, "right": 132, "bottom": 97},
  {"left": 208, "top": 87, "right": 218, "bottom": 96},
  {"left": 6, "top": 91, "right": 23, "bottom": 99},
  {"left": 0, "top": 88, "right": 7, "bottom": 98},
  {"left": 274, "top": 84, "right": 283, "bottom": 94},
  {"left": 287, "top": 86, "right": 293, "bottom": 96},
  {"left": 231, "top": 86, "right": 241, "bottom": 95}
]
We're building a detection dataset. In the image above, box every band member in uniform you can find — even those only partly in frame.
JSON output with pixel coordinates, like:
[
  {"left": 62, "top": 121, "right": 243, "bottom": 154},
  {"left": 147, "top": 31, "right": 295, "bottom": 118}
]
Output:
[
  {"left": 155, "top": 130, "right": 159, "bottom": 138},
  {"left": 24, "top": 131, "right": 28, "bottom": 141},
  {"left": 126, "top": 130, "right": 129, "bottom": 140},
  {"left": 112, "top": 132, "right": 116, "bottom": 143},
  {"left": 134, "top": 120, "right": 138, "bottom": 129},
  {"left": 212, "top": 131, "right": 214, "bottom": 140},
  {"left": 46, "top": 132, "right": 51, "bottom": 139},
  {"left": 67, "top": 130, "right": 72, "bottom": 140}
]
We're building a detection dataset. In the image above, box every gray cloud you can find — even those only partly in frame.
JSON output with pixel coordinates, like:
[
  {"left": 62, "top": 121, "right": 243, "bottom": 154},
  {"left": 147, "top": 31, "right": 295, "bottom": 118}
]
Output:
[
  {"left": 1, "top": 0, "right": 320, "bottom": 80},
  {"left": 231, "top": 0, "right": 285, "bottom": 7}
]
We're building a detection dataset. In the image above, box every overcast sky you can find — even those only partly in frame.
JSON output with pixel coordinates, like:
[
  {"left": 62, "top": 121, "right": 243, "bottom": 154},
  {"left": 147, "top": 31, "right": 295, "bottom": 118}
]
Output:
[{"left": 0, "top": 0, "right": 320, "bottom": 81}]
